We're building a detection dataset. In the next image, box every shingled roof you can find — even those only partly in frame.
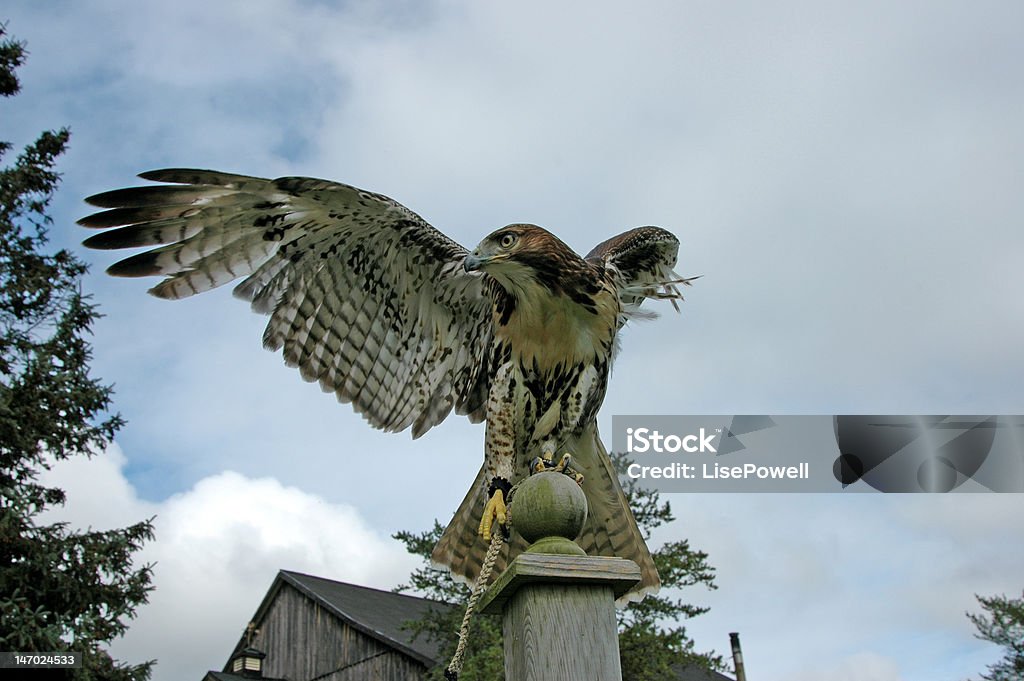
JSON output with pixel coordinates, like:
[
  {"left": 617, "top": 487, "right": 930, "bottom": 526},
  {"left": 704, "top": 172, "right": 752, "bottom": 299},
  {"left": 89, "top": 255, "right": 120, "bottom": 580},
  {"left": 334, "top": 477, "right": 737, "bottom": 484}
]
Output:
[{"left": 673, "top": 662, "right": 736, "bottom": 681}]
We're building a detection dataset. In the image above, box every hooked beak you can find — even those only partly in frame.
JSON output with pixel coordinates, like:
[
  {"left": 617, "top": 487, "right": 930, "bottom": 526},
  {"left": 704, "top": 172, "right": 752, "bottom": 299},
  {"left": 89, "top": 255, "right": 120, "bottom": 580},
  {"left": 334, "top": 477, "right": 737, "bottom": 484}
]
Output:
[{"left": 463, "top": 253, "right": 484, "bottom": 272}]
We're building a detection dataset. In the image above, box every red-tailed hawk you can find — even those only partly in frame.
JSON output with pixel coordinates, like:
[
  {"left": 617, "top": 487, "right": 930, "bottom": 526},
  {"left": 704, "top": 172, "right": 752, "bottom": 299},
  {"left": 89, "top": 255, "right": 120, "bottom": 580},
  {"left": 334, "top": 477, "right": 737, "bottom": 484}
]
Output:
[{"left": 80, "top": 169, "right": 695, "bottom": 601}]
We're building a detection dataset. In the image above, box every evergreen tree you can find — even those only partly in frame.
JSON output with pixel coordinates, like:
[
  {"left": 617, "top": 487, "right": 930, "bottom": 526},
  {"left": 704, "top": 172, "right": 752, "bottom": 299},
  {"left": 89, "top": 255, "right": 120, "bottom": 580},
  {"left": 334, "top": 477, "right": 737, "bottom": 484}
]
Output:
[
  {"left": 968, "top": 591, "right": 1024, "bottom": 681},
  {"left": 394, "top": 521, "right": 503, "bottom": 681},
  {"left": 0, "top": 23, "right": 155, "bottom": 681},
  {"left": 615, "top": 459, "right": 724, "bottom": 679},
  {"left": 394, "top": 453, "right": 724, "bottom": 680}
]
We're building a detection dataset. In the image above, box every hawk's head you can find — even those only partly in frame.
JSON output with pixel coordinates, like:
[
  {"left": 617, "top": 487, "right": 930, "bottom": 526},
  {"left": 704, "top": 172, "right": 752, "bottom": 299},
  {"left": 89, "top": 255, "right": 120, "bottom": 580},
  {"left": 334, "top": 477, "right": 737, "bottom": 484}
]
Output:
[{"left": 464, "top": 224, "right": 587, "bottom": 296}]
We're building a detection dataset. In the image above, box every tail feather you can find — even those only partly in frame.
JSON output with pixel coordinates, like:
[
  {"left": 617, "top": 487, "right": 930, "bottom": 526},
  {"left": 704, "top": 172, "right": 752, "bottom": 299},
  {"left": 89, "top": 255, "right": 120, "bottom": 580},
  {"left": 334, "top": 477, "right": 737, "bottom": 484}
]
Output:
[
  {"left": 575, "top": 431, "right": 660, "bottom": 603},
  {"left": 431, "top": 425, "right": 660, "bottom": 603}
]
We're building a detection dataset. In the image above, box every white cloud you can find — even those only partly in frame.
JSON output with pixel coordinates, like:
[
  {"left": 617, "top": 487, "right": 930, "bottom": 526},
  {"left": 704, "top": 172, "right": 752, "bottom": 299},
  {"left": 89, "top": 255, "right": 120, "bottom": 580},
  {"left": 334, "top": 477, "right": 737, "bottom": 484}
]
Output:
[{"left": 39, "top": 446, "right": 418, "bottom": 681}]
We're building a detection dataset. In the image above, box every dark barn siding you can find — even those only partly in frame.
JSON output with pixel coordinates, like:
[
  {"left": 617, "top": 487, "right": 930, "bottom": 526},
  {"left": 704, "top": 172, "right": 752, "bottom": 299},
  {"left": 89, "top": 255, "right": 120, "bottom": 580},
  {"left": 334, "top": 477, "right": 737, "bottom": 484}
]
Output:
[{"left": 254, "top": 583, "right": 427, "bottom": 681}]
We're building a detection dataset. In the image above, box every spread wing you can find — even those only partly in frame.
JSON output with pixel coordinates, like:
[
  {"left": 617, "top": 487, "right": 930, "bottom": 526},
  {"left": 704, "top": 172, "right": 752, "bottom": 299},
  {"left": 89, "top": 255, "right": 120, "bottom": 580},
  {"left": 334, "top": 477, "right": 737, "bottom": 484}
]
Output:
[
  {"left": 586, "top": 225, "right": 697, "bottom": 326},
  {"left": 80, "top": 169, "right": 494, "bottom": 437}
]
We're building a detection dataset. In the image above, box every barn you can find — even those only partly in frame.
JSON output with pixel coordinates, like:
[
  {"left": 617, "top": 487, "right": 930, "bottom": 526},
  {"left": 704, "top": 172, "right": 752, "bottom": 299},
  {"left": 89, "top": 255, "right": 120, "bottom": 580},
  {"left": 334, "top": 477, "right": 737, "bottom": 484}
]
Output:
[{"left": 201, "top": 569, "right": 734, "bottom": 681}]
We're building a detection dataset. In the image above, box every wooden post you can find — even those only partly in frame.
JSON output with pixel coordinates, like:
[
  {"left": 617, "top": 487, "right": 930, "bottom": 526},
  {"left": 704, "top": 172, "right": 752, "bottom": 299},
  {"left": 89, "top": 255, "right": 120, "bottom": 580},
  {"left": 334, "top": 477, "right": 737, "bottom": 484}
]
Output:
[{"left": 478, "top": 472, "right": 641, "bottom": 681}]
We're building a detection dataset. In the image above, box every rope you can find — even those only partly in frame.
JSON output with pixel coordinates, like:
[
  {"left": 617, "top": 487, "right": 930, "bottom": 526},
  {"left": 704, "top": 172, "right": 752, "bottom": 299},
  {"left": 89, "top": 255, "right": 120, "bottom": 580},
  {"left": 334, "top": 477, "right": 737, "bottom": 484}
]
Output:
[
  {"left": 443, "top": 467, "right": 581, "bottom": 678},
  {"left": 444, "top": 488, "right": 518, "bottom": 681}
]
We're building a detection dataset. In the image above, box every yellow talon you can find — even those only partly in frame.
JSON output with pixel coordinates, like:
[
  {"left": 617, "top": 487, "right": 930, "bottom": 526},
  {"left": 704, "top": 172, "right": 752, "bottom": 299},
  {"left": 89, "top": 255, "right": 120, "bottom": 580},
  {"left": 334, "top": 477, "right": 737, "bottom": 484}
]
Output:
[{"left": 478, "top": 489, "right": 507, "bottom": 541}]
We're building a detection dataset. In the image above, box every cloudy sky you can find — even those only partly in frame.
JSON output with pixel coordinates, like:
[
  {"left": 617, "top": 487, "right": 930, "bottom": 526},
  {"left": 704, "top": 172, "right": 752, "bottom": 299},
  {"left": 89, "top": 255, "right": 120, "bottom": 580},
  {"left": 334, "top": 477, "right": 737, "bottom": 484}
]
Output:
[{"left": 6, "top": 1, "right": 1024, "bottom": 680}]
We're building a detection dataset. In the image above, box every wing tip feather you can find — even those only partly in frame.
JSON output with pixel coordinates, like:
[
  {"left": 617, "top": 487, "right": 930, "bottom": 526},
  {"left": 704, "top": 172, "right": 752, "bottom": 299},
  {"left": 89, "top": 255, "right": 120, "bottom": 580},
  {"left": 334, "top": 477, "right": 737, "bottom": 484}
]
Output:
[{"left": 105, "top": 252, "right": 163, "bottom": 278}]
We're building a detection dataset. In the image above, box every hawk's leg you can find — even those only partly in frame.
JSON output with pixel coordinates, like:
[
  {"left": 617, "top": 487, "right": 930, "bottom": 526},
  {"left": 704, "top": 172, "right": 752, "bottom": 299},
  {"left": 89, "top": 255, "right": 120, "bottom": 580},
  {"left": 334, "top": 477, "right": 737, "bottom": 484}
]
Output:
[
  {"left": 479, "top": 363, "right": 517, "bottom": 542},
  {"left": 478, "top": 477, "right": 511, "bottom": 541}
]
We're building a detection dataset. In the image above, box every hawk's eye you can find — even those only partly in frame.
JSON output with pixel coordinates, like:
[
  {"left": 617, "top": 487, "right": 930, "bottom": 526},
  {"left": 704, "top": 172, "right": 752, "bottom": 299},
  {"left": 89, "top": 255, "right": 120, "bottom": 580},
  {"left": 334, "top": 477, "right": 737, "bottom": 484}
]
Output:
[{"left": 498, "top": 232, "right": 517, "bottom": 249}]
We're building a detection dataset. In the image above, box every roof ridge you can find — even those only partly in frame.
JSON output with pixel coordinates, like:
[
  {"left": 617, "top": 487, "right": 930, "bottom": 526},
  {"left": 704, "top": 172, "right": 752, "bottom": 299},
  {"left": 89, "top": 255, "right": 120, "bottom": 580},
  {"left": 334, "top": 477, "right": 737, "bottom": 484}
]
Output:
[{"left": 279, "top": 569, "right": 451, "bottom": 606}]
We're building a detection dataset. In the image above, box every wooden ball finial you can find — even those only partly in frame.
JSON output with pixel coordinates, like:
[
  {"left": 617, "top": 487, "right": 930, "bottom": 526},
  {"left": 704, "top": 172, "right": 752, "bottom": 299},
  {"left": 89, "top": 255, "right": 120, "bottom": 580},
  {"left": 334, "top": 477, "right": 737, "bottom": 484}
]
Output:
[{"left": 511, "top": 472, "right": 588, "bottom": 555}]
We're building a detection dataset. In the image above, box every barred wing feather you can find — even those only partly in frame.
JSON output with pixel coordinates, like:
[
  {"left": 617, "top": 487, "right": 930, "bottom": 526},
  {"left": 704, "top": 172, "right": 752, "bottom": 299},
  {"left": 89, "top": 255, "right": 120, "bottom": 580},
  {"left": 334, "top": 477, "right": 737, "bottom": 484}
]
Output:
[{"left": 81, "top": 169, "right": 493, "bottom": 437}]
